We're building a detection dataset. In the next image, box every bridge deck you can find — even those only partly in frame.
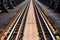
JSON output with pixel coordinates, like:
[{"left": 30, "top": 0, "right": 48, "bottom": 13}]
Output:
[{"left": 23, "top": 0, "right": 39, "bottom": 40}]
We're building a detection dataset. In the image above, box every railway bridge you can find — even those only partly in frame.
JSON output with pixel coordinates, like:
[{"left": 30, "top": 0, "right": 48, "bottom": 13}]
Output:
[{"left": 0, "top": 0, "right": 60, "bottom": 40}]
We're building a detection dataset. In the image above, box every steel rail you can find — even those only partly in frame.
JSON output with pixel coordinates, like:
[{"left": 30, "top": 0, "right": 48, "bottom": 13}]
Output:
[
  {"left": 0, "top": 1, "right": 27, "bottom": 40},
  {"left": 15, "top": 2, "right": 30, "bottom": 40},
  {"left": 6, "top": 1, "right": 28, "bottom": 40},
  {"left": 36, "top": 0, "right": 60, "bottom": 39},
  {"left": 34, "top": 4, "right": 47, "bottom": 40},
  {"left": 34, "top": 0, "right": 56, "bottom": 40}
]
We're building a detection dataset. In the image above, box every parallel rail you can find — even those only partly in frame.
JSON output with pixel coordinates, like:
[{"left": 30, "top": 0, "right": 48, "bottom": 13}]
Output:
[
  {"left": 0, "top": 1, "right": 29, "bottom": 40},
  {"left": 6, "top": 1, "right": 30, "bottom": 40},
  {"left": 15, "top": 2, "right": 30, "bottom": 40},
  {"left": 35, "top": 0, "right": 60, "bottom": 39},
  {"left": 33, "top": 0, "right": 56, "bottom": 40},
  {"left": 34, "top": 5, "right": 53, "bottom": 40},
  {"left": 0, "top": 0, "right": 59, "bottom": 40}
]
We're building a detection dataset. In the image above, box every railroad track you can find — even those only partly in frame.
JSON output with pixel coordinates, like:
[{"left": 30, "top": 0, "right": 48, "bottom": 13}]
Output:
[
  {"left": 33, "top": 0, "right": 56, "bottom": 40},
  {"left": 33, "top": 4, "right": 53, "bottom": 40},
  {"left": 34, "top": 0, "right": 60, "bottom": 40},
  {"left": 0, "top": 0, "right": 58, "bottom": 40},
  {"left": 5, "top": 0, "right": 30, "bottom": 40},
  {"left": 0, "top": 0, "right": 30, "bottom": 40}
]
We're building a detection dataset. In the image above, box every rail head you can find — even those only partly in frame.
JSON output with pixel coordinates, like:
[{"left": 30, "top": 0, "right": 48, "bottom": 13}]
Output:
[
  {"left": 34, "top": 0, "right": 56, "bottom": 40},
  {"left": 0, "top": 1, "right": 27, "bottom": 40},
  {"left": 6, "top": 1, "right": 30, "bottom": 40},
  {"left": 35, "top": 0, "right": 60, "bottom": 39}
]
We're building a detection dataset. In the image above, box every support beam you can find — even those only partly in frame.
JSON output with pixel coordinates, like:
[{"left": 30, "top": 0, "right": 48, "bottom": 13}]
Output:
[
  {"left": 6, "top": 0, "right": 13, "bottom": 9},
  {"left": 0, "top": 0, "right": 8, "bottom": 13}
]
